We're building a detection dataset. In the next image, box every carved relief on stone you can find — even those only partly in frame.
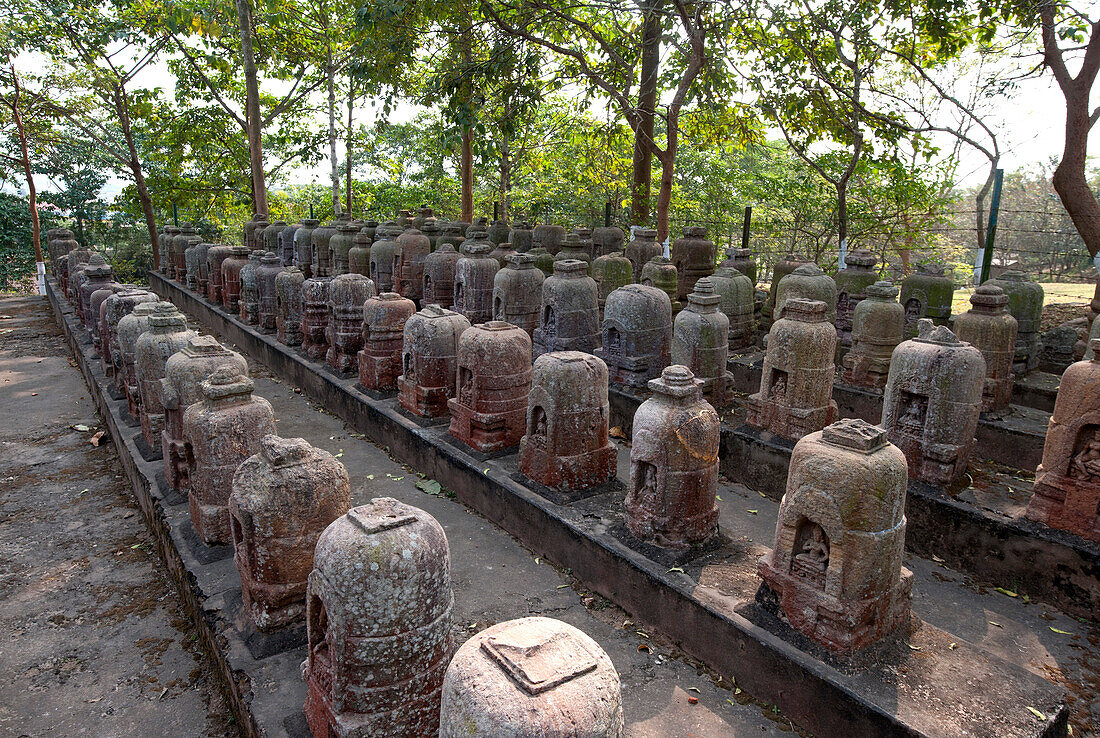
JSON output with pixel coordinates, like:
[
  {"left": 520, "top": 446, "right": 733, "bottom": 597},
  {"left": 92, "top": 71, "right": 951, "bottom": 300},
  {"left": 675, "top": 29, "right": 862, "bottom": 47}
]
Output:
[
  {"left": 256, "top": 252, "right": 285, "bottom": 333},
  {"left": 423, "top": 243, "right": 462, "bottom": 309},
  {"left": 135, "top": 303, "right": 197, "bottom": 450},
  {"left": 448, "top": 321, "right": 532, "bottom": 452},
  {"left": 301, "top": 277, "right": 334, "bottom": 361},
  {"left": 454, "top": 242, "right": 499, "bottom": 325},
  {"left": 627, "top": 365, "right": 720, "bottom": 548},
  {"left": 954, "top": 284, "right": 1018, "bottom": 412},
  {"left": 596, "top": 284, "right": 672, "bottom": 388},
  {"left": 275, "top": 267, "right": 305, "bottom": 346},
  {"left": 229, "top": 435, "right": 351, "bottom": 631},
  {"left": 672, "top": 278, "right": 734, "bottom": 408},
  {"left": 670, "top": 226, "right": 716, "bottom": 300},
  {"left": 358, "top": 292, "right": 416, "bottom": 392},
  {"left": 492, "top": 253, "right": 544, "bottom": 336},
  {"left": 1027, "top": 339, "right": 1100, "bottom": 542},
  {"left": 326, "top": 274, "right": 377, "bottom": 374},
  {"left": 181, "top": 367, "right": 276, "bottom": 545},
  {"left": 840, "top": 281, "right": 904, "bottom": 390},
  {"left": 881, "top": 319, "right": 985, "bottom": 487},
  {"left": 519, "top": 352, "right": 616, "bottom": 492},
  {"left": 758, "top": 418, "right": 912, "bottom": 653},
  {"left": 746, "top": 298, "right": 838, "bottom": 442},
  {"left": 533, "top": 259, "right": 600, "bottom": 357},
  {"left": 303, "top": 498, "right": 454, "bottom": 738},
  {"left": 221, "top": 246, "right": 251, "bottom": 312},
  {"left": 206, "top": 245, "right": 233, "bottom": 304},
  {"left": 398, "top": 306, "right": 472, "bottom": 418},
  {"left": 160, "top": 336, "right": 248, "bottom": 492},
  {"left": 117, "top": 301, "right": 161, "bottom": 421}
]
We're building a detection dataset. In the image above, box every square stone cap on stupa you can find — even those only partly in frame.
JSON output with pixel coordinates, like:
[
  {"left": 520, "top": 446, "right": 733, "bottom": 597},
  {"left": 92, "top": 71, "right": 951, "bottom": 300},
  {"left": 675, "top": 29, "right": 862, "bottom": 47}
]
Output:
[
  {"left": 480, "top": 622, "right": 599, "bottom": 696},
  {"left": 821, "top": 418, "right": 888, "bottom": 453}
]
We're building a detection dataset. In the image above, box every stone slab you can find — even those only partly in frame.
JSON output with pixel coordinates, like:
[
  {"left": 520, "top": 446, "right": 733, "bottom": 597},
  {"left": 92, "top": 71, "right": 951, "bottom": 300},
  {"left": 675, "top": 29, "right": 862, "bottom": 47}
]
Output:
[
  {"left": 1013, "top": 370, "right": 1060, "bottom": 413},
  {"left": 143, "top": 272, "right": 1072, "bottom": 737}
]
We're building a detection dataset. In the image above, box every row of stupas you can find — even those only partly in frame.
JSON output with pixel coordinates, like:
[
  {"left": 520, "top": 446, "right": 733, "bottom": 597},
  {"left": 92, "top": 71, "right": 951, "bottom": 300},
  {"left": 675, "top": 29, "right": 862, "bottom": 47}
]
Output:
[
  {"left": 50, "top": 229, "right": 636, "bottom": 736},
  {"left": 46, "top": 209, "right": 1100, "bottom": 733}
]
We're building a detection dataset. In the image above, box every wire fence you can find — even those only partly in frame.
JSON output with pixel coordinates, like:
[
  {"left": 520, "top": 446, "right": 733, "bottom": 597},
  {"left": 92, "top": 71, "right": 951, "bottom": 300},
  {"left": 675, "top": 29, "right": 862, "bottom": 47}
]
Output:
[{"left": 519, "top": 201, "right": 1097, "bottom": 285}]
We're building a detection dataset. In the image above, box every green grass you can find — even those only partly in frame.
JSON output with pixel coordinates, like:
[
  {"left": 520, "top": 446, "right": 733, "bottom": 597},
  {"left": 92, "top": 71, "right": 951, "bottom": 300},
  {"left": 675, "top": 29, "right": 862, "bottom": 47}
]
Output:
[{"left": 952, "top": 281, "right": 1094, "bottom": 315}]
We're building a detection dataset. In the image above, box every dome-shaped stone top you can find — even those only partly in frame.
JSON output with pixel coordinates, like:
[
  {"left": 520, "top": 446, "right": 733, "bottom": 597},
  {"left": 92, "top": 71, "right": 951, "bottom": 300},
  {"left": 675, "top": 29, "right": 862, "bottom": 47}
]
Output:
[
  {"left": 970, "top": 284, "right": 1008, "bottom": 309},
  {"left": 866, "top": 280, "right": 899, "bottom": 299},
  {"left": 311, "top": 497, "right": 451, "bottom": 632},
  {"left": 779, "top": 297, "right": 828, "bottom": 322},
  {"left": 913, "top": 318, "right": 962, "bottom": 345},
  {"left": 200, "top": 365, "right": 254, "bottom": 400},
  {"left": 649, "top": 364, "right": 700, "bottom": 398}
]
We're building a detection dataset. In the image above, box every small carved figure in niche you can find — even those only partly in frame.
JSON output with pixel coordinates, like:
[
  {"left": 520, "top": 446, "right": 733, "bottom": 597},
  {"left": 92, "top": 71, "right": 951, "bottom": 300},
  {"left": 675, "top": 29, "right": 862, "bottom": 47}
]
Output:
[
  {"left": 905, "top": 298, "right": 921, "bottom": 323},
  {"left": 900, "top": 396, "right": 925, "bottom": 427},
  {"left": 530, "top": 406, "right": 547, "bottom": 448},
  {"left": 837, "top": 292, "right": 851, "bottom": 319},
  {"left": 638, "top": 461, "right": 658, "bottom": 499},
  {"left": 605, "top": 327, "right": 622, "bottom": 361},
  {"left": 459, "top": 367, "right": 473, "bottom": 405},
  {"left": 771, "top": 374, "right": 787, "bottom": 402},
  {"left": 1070, "top": 429, "right": 1100, "bottom": 481},
  {"left": 543, "top": 305, "right": 557, "bottom": 339},
  {"left": 792, "top": 521, "right": 829, "bottom": 588}
]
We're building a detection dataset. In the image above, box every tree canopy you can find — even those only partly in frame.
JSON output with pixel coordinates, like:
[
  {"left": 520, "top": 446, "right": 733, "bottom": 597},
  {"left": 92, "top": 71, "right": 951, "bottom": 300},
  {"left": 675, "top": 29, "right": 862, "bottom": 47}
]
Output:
[{"left": 4, "top": 0, "right": 1099, "bottom": 290}]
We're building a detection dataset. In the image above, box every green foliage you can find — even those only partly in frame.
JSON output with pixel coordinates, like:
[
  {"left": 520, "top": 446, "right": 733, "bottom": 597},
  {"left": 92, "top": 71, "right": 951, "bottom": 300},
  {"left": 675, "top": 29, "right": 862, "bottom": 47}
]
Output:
[{"left": 0, "top": 194, "right": 55, "bottom": 291}]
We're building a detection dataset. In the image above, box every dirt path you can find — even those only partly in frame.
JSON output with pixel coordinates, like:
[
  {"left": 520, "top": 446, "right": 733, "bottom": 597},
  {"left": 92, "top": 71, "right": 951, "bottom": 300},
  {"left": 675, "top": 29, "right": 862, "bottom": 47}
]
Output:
[{"left": 0, "top": 295, "right": 234, "bottom": 738}]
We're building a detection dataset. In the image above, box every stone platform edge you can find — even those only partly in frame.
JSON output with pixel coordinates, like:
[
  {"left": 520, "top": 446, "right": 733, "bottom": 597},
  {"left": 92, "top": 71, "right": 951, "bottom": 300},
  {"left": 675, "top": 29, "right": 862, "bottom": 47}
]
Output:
[{"left": 146, "top": 272, "right": 1069, "bottom": 738}]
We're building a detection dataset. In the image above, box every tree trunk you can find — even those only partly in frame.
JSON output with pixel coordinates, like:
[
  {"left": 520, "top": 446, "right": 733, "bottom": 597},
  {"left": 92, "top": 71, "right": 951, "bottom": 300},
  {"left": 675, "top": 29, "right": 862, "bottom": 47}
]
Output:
[
  {"left": 837, "top": 181, "right": 848, "bottom": 247},
  {"left": 499, "top": 136, "right": 511, "bottom": 221},
  {"left": 974, "top": 164, "right": 996, "bottom": 254},
  {"left": 326, "top": 42, "right": 341, "bottom": 216},
  {"left": 346, "top": 80, "right": 354, "bottom": 215},
  {"left": 1053, "top": 86, "right": 1100, "bottom": 257},
  {"left": 237, "top": 0, "right": 268, "bottom": 216},
  {"left": 631, "top": 2, "right": 661, "bottom": 226},
  {"left": 461, "top": 126, "right": 473, "bottom": 223},
  {"left": 654, "top": 144, "right": 675, "bottom": 242},
  {"left": 115, "top": 85, "right": 160, "bottom": 269},
  {"left": 9, "top": 67, "right": 43, "bottom": 289}
]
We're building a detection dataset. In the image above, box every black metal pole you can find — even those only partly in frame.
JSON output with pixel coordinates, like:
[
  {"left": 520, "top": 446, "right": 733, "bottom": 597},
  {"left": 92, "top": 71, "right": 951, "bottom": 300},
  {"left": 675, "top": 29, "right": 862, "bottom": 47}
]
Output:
[
  {"left": 741, "top": 206, "right": 752, "bottom": 251},
  {"left": 979, "top": 169, "right": 1005, "bottom": 284},
  {"left": 172, "top": 202, "right": 178, "bottom": 227},
  {"left": 605, "top": 201, "right": 612, "bottom": 227}
]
